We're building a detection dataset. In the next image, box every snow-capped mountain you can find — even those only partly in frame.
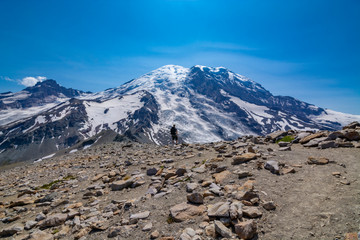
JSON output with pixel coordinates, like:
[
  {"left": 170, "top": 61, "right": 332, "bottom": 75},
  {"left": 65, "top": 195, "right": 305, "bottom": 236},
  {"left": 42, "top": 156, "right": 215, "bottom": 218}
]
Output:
[
  {"left": 0, "top": 80, "right": 86, "bottom": 126},
  {"left": 1, "top": 65, "right": 360, "bottom": 164}
]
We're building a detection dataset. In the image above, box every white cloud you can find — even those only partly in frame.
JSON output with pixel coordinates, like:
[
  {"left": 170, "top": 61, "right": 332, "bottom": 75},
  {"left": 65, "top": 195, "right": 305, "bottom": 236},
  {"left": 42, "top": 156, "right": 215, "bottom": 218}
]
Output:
[{"left": 19, "top": 76, "right": 47, "bottom": 87}]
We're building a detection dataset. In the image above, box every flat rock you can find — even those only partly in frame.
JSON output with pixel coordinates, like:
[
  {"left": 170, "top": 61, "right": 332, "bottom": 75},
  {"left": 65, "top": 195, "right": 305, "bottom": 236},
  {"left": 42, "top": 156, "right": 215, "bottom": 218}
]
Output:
[
  {"left": 207, "top": 201, "right": 230, "bottom": 218},
  {"left": 232, "top": 153, "right": 257, "bottom": 165},
  {"left": 214, "top": 220, "right": 233, "bottom": 238},
  {"left": 213, "top": 170, "right": 231, "bottom": 184},
  {"left": 0, "top": 223, "right": 24, "bottom": 237},
  {"left": 169, "top": 202, "right": 206, "bottom": 222},
  {"left": 130, "top": 211, "right": 150, "bottom": 220},
  {"left": 299, "top": 132, "right": 326, "bottom": 144},
  {"left": 39, "top": 213, "right": 68, "bottom": 228},
  {"left": 25, "top": 220, "right": 37, "bottom": 230},
  {"left": 318, "top": 141, "right": 338, "bottom": 149},
  {"left": 28, "top": 230, "right": 54, "bottom": 240},
  {"left": 303, "top": 137, "right": 328, "bottom": 147},
  {"left": 307, "top": 156, "right": 329, "bottom": 165},
  {"left": 344, "top": 131, "right": 360, "bottom": 141},
  {"left": 279, "top": 146, "right": 291, "bottom": 151},
  {"left": 110, "top": 177, "right": 134, "bottom": 191}
]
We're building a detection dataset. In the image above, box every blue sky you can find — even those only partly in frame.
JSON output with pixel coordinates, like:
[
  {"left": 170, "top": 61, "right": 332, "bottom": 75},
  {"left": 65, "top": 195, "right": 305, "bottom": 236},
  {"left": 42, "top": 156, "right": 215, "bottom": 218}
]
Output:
[{"left": 0, "top": 0, "right": 359, "bottom": 114}]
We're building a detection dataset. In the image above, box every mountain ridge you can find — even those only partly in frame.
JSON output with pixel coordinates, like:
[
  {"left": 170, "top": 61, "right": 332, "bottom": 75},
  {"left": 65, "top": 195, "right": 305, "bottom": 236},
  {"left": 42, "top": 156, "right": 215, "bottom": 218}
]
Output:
[{"left": 1, "top": 64, "right": 360, "bottom": 164}]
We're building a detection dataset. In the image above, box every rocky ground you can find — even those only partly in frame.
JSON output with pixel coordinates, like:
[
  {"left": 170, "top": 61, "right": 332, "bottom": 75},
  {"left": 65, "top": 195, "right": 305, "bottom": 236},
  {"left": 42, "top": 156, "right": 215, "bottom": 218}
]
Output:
[{"left": 0, "top": 122, "right": 360, "bottom": 240}]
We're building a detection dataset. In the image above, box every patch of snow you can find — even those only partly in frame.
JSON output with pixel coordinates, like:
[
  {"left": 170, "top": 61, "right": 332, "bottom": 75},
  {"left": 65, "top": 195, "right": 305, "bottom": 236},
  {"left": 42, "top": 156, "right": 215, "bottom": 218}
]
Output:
[
  {"left": 311, "top": 109, "right": 360, "bottom": 126},
  {"left": 81, "top": 92, "right": 145, "bottom": 136},
  {"left": 69, "top": 149, "right": 78, "bottom": 153}
]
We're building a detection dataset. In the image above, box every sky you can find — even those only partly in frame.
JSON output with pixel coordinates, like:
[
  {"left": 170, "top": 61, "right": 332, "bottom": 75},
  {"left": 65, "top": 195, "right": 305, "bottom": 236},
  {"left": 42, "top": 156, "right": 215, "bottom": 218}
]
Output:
[{"left": 0, "top": 0, "right": 359, "bottom": 114}]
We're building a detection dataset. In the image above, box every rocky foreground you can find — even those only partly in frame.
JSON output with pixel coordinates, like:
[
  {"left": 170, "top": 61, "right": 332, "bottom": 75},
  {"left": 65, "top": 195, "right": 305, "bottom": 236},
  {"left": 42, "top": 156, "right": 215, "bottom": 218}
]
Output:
[{"left": 0, "top": 122, "right": 360, "bottom": 240}]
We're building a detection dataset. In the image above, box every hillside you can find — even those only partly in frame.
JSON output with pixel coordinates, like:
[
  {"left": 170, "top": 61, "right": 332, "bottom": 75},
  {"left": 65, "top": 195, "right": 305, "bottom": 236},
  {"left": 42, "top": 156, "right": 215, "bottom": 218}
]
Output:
[{"left": 0, "top": 123, "right": 359, "bottom": 239}]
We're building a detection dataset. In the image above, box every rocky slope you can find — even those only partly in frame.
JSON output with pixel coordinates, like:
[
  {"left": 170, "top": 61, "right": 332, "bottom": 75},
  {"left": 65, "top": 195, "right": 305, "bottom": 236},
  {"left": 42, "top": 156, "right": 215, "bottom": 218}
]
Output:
[{"left": 0, "top": 122, "right": 359, "bottom": 240}]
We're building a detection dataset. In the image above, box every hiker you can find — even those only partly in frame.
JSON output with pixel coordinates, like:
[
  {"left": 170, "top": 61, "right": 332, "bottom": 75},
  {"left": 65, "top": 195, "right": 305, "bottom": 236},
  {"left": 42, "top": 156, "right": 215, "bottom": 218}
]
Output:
[{"left": 170, "top": 124, "right": 178, "bottom": 144}]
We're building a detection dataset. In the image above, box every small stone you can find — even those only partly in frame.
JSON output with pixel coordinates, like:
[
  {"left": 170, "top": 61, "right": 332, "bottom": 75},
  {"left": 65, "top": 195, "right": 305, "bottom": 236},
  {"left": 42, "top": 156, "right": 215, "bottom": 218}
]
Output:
[
  {"left": 147, "top": 168, "right": 158, "bottom": 176},
  {"left": 187, "top": 193, "right": 204, "bottom": 204},
  {"left": 186, "top": 183, "right": 198, "bottom": 193},
  {"left": 264, "top": 160, "right": 280, "bottom": 174},
  {"left": 214, "top": 220, "right": 233, "bottom": 238},
  {"left": 279, "top": 146, "right": 291, "bottom": 151},
  {"left": 318, "top": 140, "right": 338, "bottom": 149},
  {"left": 307, "top": 156, "right": 329, "bottom": 165},
  {"left": 176, "top": 168, "right": 187, "bottom": 177},
  {"left": 263, "top": 201, "right": 276, "bottom": 211},
  {"left": 25, "top": 220, "right": 37, "bottom": 230},
  {"left": 234, "top": 170, "right": 252, "bottom": 179},
  {"left": 234, "top": 220, "right": 257, "bottom": 239},
  {"left": 340, "top": 180, "right": 351, "bottom": 185},
  {"left": 142, "top": 222, "right": 153, "bottom": 231},
  {"left": 282, "top": 166, "right": 296, "bottom": 174},
  {"left": 130, "top": 211, "right": 150, "bottom": 220},
  {"left": 151, "top": 230, "right": 160, "bottom": 239}
]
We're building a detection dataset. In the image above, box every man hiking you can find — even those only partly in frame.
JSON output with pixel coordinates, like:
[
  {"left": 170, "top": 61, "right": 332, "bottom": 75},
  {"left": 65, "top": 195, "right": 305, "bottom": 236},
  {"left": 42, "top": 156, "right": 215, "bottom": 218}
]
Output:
[{"left": 170, "top": 124, "right": 178, "bottom": 144}]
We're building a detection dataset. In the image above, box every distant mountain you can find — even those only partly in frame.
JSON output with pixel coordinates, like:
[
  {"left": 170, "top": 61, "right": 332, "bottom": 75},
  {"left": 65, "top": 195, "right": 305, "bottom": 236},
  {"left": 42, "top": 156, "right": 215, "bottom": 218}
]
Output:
[
  {"left": 1, "top": 65, "right": 360, "bottom": 164},
  {"left": 0, "top": 80, "right": 87, "bottom": 126}
]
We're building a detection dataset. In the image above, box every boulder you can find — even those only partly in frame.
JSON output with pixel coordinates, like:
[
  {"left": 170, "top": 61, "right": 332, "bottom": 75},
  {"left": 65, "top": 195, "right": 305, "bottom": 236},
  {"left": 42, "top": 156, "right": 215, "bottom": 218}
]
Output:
[
  {"left": 343, "top": 121, "right": 360, "bottom": 130},
  {"left": 234, "top": 220, "right": 257, "bottom": 239},
  {"left": 344, "top": 131, "right": 360, "bottom": 141}
]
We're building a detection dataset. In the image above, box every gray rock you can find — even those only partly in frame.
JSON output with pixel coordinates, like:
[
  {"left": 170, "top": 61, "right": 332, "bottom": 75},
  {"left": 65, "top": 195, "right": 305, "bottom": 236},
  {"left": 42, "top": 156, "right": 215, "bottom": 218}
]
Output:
[
  {"left": 229, "top": 201, "right": 243, "bottom": 219},
  {"left": 39, "top": 213, "right": 68, "bottom": 228},
  {"left": 318, "top": 140, "right": 338, "bottom": 149},
  {"left": 278, "top": 141, "right": 290, "bottom": 147},
  {"left": 303, "top": 137, "right": 328, "bottom": 147},
  {"left": 263, "top": 201, "right": 276, "bottom": 211},
  {"left": 147, "top": 168, "right": 157, "bottom": 176},
  {"left": 264, "top": 160, "right": 280, "bottom": 174},
  {"left": 35, "top": 212, "right": 46, "bottom": 221},
  {"left": 0, "top": 223, "right": 24, "bottom": 237},
  {"left": 186, "top": 183, "right": 198, "bottom": 193},
  {"left": 142, "top": 222, "right": 152, "bottom": 231},
  {"left": 214, "top": 220, "right": 233, "bottom": 238},
  {"left": 130, "top": 211, "right": 150, "bottom": 220},
  {"left": 279, "top": 146, "right": 291, "bottom": 151},
  {"left": 207, "top": 201, "right": 230, "bottom": 218},
  {"left": 25, "top": 220, "right": 37, "bottom": 230},
  {"left": 110, "top": 177, "right": 134, "bottom": 191}
]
